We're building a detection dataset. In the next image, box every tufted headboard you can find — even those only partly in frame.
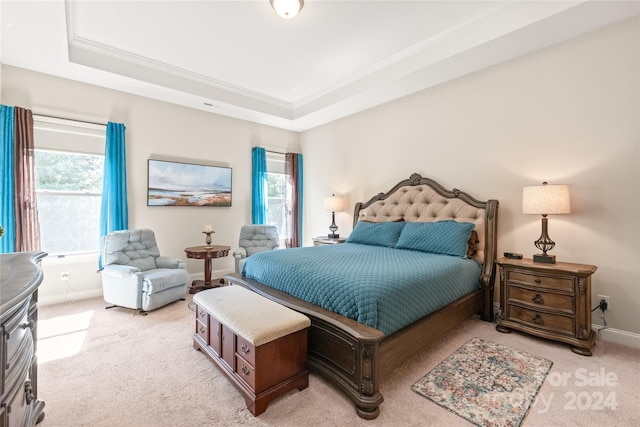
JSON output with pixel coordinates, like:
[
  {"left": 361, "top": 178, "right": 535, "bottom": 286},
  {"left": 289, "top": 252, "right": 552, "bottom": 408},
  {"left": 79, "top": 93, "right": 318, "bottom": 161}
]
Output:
[{"left": 353, "top": 173, "right": 498, "bottom": 305}]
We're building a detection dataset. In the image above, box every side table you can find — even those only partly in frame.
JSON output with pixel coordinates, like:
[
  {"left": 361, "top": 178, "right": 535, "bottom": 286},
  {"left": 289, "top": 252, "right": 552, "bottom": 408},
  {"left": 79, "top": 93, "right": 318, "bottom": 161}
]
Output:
[
  {"left": 184, "top": 245, "right": 230, "bottom": 294},
  {"left": 312, "top": 236, "right": 347, "bottom": 246},
  {"left": 495, "top": 257, "right": 597, "bottom": 356}
]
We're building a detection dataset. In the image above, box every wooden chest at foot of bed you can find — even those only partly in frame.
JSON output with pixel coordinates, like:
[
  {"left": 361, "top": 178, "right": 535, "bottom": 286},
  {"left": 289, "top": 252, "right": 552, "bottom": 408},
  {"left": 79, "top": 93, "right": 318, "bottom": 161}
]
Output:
[{"left": 192, "top": 286, "right": 311, "bottom": 416}]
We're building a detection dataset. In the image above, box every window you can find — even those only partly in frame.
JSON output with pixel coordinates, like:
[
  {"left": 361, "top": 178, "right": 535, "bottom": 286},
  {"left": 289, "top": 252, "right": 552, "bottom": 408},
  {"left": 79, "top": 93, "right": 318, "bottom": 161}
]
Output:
[
  {"left": 33, "top": 117, "right": 105, "bottom": 256},
  {"left": 265, "top": 152, "right": 289, "bottom": 242}
]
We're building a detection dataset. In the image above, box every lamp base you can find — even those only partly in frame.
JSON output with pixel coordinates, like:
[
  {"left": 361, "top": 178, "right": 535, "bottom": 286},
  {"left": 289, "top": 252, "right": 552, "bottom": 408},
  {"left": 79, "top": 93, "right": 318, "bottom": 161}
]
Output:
[
  {"left": 533, "top": 253, "right": 556, "bottom": 264},
  {"left": 328, "top": 233, "right": 340, "bottom": 239}
]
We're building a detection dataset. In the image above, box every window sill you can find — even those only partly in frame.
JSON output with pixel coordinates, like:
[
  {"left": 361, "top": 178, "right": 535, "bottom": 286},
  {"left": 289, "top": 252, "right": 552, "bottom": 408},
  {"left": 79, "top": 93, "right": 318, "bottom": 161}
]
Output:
[{"left": 41, "top": 252, "right": 97, "bottom": 266}]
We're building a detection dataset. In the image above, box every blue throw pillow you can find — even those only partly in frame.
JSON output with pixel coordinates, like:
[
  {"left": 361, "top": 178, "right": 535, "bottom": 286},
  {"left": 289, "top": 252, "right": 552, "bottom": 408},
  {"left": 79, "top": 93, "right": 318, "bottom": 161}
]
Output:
[
  {"left": 346, "top": 221, "right": 406, "bottom": 247},
  {"left": 395, "top": 221, "right": 475, "bottom": 257}
]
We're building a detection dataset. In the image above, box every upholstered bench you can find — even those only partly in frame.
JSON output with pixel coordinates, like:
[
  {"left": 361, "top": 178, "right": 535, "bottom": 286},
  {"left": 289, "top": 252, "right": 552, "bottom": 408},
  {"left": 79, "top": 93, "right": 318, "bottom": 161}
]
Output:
[{"left": 192, "top": 286, "right": 310, "bottom": 416}]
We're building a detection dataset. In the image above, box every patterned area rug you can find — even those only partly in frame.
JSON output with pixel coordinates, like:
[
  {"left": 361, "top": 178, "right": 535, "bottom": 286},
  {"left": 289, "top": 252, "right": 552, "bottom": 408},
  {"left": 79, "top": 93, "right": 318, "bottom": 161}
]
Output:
[{"left": 412, "top": 337, "right": 553, "bottom": 427}]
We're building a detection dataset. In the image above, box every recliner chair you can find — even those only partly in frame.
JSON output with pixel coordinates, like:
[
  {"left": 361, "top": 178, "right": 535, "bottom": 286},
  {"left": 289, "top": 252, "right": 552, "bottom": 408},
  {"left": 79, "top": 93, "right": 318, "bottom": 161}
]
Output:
[
  {"left": 101, "top": 229, "right": 189, "bottom": 314},
  {"left": 233, "top": 224, "right": 280, "bottom": 274}
]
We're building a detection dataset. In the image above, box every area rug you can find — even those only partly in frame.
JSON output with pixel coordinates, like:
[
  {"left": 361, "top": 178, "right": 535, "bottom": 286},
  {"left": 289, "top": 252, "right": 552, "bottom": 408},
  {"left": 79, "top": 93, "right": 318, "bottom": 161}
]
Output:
[{"left": 412, "top": 337, "right": 552, "bottom": 427}]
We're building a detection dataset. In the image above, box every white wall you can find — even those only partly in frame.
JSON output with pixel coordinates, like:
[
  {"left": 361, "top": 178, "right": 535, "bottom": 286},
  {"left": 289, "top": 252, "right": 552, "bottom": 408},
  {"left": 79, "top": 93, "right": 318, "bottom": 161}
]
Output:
[
  {"left": 1, "top": 67, "right": 299, "bottom": 305},
  {"left": 301, "top": 18, "right": 640, "bottom": 340}
]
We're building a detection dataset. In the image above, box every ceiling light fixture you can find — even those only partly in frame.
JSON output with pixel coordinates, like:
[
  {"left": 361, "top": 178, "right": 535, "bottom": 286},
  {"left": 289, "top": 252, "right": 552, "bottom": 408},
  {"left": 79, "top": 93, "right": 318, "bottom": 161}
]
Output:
[{"left": 270, "top": 0, "right": 304, "bottom": 19}]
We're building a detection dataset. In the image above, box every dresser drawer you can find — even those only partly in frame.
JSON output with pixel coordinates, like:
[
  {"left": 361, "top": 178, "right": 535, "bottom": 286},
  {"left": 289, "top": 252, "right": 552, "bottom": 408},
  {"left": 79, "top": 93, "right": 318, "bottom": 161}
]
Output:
[
  {"left": 235, "top": 354, "right": 255, "bottom": 389},
  {"left": 195, "top": 319, "right": 208, "bottom": 344},
  {"left": 236, "top": 336, "right": 255, "bottom": 366},
  {"left": 4, "top": 377, "right": 29, "bottom": 427},
  {"left": 508, "top": 270, "right": 574, "bottom": 291},
  {"left": 196, "top": 305, "right": 209, "bottom": 324},
  {"left": 507, "top": 305, "right": 574, "bottom": 336},
  {"left": 507, "top": 286, "right": 574, "bottom": 314},
  {"left": 3, "top": 301, "right": 31, "bottom": 373}
]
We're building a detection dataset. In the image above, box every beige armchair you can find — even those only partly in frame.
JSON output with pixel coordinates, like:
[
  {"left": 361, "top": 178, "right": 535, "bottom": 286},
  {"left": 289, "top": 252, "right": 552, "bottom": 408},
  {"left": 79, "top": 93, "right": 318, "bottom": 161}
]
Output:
[{"left": 233, "top": 225, "right": 280, "bottom": 274}]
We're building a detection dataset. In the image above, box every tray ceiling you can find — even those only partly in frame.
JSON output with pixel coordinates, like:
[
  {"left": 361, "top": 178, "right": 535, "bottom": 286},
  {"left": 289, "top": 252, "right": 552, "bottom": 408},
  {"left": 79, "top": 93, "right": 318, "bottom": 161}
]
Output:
[{"left": 1, "top": 1, "right": 638, "bottom": 131}]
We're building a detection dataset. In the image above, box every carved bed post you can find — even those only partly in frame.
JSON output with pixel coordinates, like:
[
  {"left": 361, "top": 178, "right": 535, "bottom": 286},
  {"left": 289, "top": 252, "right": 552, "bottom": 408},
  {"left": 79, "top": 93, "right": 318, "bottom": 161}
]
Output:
[
  {"left": 481, "top": 199, "right": 499, "bottom": 321},
  {"left": 355, "top": 341, "right": 382, "bottom": 419}
]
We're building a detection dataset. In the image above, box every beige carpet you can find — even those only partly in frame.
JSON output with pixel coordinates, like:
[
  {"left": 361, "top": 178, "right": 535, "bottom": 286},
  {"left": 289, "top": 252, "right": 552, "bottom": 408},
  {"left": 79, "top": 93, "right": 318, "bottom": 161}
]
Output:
[{"left": 37, "top": 294, "right": 640, "bottom": 427}]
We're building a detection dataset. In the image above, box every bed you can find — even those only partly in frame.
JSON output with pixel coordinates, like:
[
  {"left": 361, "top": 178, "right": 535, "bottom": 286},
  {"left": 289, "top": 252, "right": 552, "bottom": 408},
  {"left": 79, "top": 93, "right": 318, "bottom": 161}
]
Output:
[{"left": 226, "top": 173, "right": 499, "bottom": 419}]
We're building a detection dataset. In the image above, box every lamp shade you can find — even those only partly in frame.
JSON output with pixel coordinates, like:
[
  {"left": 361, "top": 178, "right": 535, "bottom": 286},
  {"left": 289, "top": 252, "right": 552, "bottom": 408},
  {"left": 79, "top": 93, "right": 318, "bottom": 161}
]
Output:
[
  {"left": 522, "top": 183, "right": 571, "bottom": 215},
  {"left": 324, "top": 194, "right": 344, "bottom": 213},
  {"left": 270, "top": 0, "right": 304, "bottom": 19}
]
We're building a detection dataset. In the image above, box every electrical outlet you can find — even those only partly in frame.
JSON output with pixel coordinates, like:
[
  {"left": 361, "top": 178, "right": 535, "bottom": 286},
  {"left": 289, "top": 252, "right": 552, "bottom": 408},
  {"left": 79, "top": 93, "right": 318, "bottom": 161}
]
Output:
[
  {"left": 60, "top": 271, "right": 70, "bottom": 280},
  {"left": 597, "top": 295, "right": 610, "bottom": 311}
]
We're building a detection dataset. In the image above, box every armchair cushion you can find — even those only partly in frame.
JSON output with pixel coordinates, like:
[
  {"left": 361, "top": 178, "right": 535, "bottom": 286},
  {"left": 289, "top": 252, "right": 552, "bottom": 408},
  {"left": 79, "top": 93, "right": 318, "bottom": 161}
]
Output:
[{"left": 103, "top": 229, "right": 161, "bottom": 271}]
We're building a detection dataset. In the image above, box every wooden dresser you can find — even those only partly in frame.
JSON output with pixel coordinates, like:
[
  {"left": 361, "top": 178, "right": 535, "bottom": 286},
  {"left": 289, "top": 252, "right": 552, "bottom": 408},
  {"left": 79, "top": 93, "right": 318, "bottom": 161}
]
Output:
[
  {"left": 1, "top": 252, "right": 47, "bottom": 426},
  {"left": 496, "top": 257, "right": 597, "bottom": 356}
]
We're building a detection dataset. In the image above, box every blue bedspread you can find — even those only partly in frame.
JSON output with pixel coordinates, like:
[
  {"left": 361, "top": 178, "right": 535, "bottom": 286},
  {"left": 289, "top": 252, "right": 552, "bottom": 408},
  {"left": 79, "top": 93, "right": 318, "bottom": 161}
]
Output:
[{"left": 241, "top": 243, "right": 481, "bottom": 336}]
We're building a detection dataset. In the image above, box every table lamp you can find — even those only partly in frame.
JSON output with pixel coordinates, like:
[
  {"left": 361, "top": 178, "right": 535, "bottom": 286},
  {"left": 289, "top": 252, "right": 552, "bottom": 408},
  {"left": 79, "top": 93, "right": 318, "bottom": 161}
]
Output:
[
  {"left": 522, "top": 182, "right": 571, "bottom": 264},
  {"left": 324, "top": 194, "right": 345, "bottom": 239}
]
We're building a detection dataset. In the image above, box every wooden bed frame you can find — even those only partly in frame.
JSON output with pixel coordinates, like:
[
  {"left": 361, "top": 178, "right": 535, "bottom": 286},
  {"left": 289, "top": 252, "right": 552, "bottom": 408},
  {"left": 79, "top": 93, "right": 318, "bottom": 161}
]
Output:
[{"left": 227, "top": 173, "right": 499, "bottom": 419}]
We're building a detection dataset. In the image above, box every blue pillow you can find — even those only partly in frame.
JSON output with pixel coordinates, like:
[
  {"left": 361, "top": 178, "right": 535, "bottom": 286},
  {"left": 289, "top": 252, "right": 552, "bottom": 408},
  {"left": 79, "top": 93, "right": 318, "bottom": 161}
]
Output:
[
  {"left": 346, "top": 221, "right": 406, "bottom": 247},
  {"left": 395, "top": 221, "right": 475, "bottom": 257}
]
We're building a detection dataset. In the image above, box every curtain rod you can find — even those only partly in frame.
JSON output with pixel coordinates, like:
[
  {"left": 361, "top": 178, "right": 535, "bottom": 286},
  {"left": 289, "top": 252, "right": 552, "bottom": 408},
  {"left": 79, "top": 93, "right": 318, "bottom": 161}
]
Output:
[
  {"left": 33, "top": 113, "right": 107, "bottom": 127},
  {"left": 266, "top": 149, "right": 286, "bottom": 155}
]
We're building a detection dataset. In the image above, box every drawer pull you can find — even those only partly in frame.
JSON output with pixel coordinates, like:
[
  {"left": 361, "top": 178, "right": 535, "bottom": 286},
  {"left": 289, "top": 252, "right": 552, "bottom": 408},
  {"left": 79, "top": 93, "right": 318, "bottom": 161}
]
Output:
[
  {"left": 25, "top": 380, "right": 34, "bottom": 404},
  {"left": 241, "top": 365, "right": 250, "bottom": 376},
  {"left": 532, "top": 294, "right": 545, "bottom": 305},
  {"left": 241, "top": 343, "right": 250, "bottom": 354},
  {"left": 198, "top": 326, "right": 206, "bottom": 335},
  {"left": 532, "top": 314, "right": 544, "bottom": 325},
  {"left": 534, "top": 278, "right": 541, "bottom": 283},
  {"left": 22, "top": 320, "right": 35, "bottom": 330}
]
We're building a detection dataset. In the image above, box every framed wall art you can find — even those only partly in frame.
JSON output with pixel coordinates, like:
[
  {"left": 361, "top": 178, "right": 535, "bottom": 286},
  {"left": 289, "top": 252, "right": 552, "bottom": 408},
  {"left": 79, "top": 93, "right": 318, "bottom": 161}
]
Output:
[{"left": 147, "top": 159, "right": 232, "bottom": 207}]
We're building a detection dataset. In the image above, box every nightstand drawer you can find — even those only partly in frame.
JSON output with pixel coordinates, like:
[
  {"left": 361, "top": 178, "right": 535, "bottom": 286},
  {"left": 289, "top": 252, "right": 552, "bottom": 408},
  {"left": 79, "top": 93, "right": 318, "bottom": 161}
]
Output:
[
  {"left": 507, "top": 305, "right": 574, "bottom": 336},
  {"left": 508, "top": 286, "right": 574, "bottom": 314},
  {"left": 508, "top": 270, "right": 574, "bottom": 291}
]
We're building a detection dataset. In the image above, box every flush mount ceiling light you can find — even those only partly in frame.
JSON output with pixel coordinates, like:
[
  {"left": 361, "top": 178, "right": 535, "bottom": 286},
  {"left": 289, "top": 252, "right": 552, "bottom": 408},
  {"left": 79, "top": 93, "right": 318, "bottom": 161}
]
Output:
[{"left": 270, "top": 0, "right": 304, "bottom": 19}]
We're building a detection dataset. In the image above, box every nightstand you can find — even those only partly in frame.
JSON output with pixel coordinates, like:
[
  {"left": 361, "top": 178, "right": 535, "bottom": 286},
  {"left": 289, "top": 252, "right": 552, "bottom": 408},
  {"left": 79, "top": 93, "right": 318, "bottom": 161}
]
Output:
[
  {"left": 495, "top": 257, "right": 597, "bottom": 356},
  {"left": 312, "top": 236, "right": 347, "bottom": 246}
]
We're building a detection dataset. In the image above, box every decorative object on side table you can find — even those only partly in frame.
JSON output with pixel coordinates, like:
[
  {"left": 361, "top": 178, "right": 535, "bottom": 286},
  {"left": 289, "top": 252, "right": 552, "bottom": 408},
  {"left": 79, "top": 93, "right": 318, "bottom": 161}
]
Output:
[
  {"left": 495, "top": 257, "right": 597, "bottom": 356},
  {"left": 203, "top": 224, "right": 214, "bottom": 248},
  {"left": 323, "top": 193, "right": 345, "bottom": 239},
  {"left": 522, "top": 182, "right": 571, "bottom": 264}
]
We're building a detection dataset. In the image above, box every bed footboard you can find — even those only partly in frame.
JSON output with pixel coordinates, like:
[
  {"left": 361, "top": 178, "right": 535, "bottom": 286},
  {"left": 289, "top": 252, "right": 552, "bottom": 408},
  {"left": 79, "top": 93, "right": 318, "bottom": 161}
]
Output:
[{"left": 226, "top": 273, "right": 385, "bottom": 419}]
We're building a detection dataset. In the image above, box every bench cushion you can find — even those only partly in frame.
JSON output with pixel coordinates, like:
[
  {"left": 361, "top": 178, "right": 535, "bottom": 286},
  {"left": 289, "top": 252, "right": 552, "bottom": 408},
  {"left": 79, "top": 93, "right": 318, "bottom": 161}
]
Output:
[{"left": 193, "top": 286, "right": 310, "bottom": 346}]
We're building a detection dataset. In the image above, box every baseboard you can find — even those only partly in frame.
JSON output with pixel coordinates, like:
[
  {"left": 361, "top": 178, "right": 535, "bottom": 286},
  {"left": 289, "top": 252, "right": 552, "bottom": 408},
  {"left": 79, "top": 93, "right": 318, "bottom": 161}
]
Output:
[
  {"left": 39, "top": 288, "right": 103, "bottom": 306},
  {"left": 593, "top": 325, "right": 640, "bottom": 349}
]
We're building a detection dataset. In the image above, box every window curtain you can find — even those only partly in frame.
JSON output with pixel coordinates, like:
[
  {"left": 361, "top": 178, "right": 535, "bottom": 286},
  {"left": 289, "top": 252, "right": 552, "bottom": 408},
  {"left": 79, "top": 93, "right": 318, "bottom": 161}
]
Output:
[
  {"left": 251, "top": 147, "right": 267, "bottom": 224},
  {"left": 0, "top": 106, "right": 16, "bottom": 253},
  {"left": 285, "top": 153, "right": 303, "bottom": 248},
  {"left": 0, "top": 105, "right": 40, "bottom": 253},
  {"left": 99, "top": 122, "right": 128, "bottom": 269},
  {"left": 13, "top": 107, "right": 40, "bottom": 252}
]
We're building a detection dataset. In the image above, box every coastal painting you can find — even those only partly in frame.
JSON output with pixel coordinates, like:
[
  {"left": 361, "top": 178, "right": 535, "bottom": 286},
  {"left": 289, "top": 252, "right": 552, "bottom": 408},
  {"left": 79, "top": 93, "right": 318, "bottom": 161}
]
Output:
[{"left": 147, "top": 159, "right": 232, "bottom": 207}]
